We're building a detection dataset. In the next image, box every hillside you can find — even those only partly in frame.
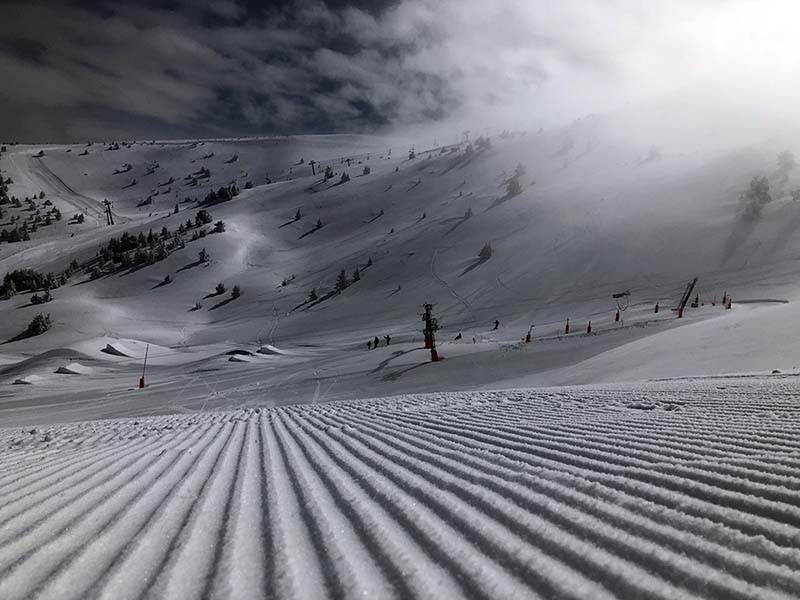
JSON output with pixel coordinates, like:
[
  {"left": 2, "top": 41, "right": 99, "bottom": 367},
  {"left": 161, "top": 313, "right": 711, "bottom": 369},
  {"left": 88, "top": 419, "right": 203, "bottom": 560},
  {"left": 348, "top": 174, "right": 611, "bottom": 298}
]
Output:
[{"left": 2, "top": 123, "right": 800, "bottom": 425}]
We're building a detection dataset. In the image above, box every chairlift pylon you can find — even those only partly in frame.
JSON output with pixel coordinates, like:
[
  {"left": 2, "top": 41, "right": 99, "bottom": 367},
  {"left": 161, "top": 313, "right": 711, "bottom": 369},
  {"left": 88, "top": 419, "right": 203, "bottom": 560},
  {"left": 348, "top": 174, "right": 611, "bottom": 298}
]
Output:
[{"left": 612, "top": 290, "right": 631, "bottom": 312}]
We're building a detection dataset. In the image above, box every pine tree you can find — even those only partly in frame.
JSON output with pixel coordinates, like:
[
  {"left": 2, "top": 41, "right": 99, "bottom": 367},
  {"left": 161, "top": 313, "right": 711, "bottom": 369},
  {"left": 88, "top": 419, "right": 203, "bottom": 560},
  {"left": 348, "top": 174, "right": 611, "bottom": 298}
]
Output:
[
  {"left": 335, "top": 269, "right": 349, "bottom": 292},
  {"left": 307, "top": 288, "right": 318, "bottom": 302},
  {"left": 195, "top": 209, "right": 212, "bottom": 226},
  {"left": 2, "top": 279, "right": 16, "bottom": 300},
  {"left": 479, "top": 242, "right": 493, "bottom": 260},
  {"left": 27, "top": 313, "right": 51, "bottom": 336},
  {"left": 352, "top": 268, "right": 360, "bottom": 282},
  {"left": 231, "top": 285, "right": 241, "bottom": 298}
]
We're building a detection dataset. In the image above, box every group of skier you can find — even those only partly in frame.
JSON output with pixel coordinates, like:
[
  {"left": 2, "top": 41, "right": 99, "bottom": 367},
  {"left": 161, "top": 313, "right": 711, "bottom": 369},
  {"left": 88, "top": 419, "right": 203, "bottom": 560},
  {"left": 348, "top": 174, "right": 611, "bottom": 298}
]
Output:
[
  {"left": 367, "top": 335, "right": 391, "bottom": 350},
  {"left": 365, "top": 319, "right": 501, "bottom": 350}
]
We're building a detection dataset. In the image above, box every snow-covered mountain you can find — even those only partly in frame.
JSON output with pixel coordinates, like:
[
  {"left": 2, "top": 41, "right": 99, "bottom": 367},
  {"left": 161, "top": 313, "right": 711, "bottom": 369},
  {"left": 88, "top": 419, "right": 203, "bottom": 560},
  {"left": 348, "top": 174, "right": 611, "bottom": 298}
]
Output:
[{"left": 2, "top": 115, "right": 800, "bottom": 425}]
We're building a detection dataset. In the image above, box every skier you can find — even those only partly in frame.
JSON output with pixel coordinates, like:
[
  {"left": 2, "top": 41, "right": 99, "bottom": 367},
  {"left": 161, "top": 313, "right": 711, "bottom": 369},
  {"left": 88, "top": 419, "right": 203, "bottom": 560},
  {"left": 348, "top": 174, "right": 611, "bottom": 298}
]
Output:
[
  {"left": 454, "top": 332, "right": 462, "bottom": 340},
  {"left": 373, "top": 336, "right": 380, "bottom": 348},
  {"left": 367, "top": 340, "right": 372, "bottom": 350},
  {"left": 493, "top": 319, "right": 499, "bottom": 330},
  {"left": 385, "top": 334, "right": 391, "bottom": 346}
]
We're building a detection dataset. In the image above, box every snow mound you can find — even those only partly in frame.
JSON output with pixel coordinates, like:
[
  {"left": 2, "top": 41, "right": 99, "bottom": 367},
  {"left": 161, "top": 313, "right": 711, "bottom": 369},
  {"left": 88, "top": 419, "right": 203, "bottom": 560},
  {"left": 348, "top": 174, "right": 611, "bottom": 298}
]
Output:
[
  {"left": 102, "top": 342, "right": 137, "bottom": 358},
  {"left": 13, "top": 375, "right": 43, "bottom": 385},
  {"left": 228, "top": 354, "right": 255, "bottom": 362},
  {"left": 55, "top": 362, "right": 93, "bottom": 375},
  {"left": 257, "top": 344, "right": 289, "bottom": 356}
]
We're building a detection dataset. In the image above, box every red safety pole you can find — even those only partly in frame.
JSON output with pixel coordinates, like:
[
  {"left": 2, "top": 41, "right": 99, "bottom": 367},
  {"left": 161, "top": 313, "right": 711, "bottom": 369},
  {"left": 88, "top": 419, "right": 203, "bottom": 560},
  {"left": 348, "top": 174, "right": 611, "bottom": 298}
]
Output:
[
  {"left": 654, "top": 303, "right": 659, "bottom": 314},
  {"left": 586, "top": 321, "right": 592, "bottom": 334},
  {"left": 615, "top": 310, "right": 620, "bottom": 322},
  {"left": 565, "top": 319, "right": 570, "bottom": 334},
  {"left": 139, "top": 343, "right": 149, "bottom": 389}
]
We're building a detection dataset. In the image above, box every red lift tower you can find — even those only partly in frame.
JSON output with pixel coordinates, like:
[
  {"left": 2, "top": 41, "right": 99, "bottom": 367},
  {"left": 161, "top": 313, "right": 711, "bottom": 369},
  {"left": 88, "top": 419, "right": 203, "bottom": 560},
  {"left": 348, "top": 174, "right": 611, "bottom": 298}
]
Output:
[{"left": 422, "top": 303, "right": 440, "bottom": 362}]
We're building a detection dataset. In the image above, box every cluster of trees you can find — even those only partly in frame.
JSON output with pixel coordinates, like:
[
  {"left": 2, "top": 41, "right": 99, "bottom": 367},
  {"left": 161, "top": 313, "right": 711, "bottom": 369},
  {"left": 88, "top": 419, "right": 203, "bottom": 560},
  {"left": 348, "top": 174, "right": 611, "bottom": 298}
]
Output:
[
  {"left": 742, "top": 176, "right": 772, "bottom": 221},
  {"left": 90, "top": 209, "right": 218, "bottom": 276},
  {"left": 307, "top": 257, "right": 372, "bottom": 304},
  {"left": 504, "top": 163, "right": 526, "bottom": 197},
  {"left": 30, "top": 290, "right": 52, "bottom": 305},
  {"left": 463, "top": 136, "right": 492, "bottom": 157},
  {"left": 202, "top": 184, "right": 239, "bottom": 204},
  {"left": 739, "top": 151, "right": 797, "bottom": 220},
  {"left": 335, "top": 267, "right": 359, "bottom": 291},
  {"left": 0, "top": 185, "right": 61, "bottom": 243},
  {"left": 213, "top": 281, "right": 241, "bottom": 299},
  {"left": 1, "top": 268, "right": 69, "bottom": 301},
  {"left": 1, "top": 224, "right": 31, "bottom": 243},
  {"left": 185, "top": 167, "right": 211, "bottom": 187}
]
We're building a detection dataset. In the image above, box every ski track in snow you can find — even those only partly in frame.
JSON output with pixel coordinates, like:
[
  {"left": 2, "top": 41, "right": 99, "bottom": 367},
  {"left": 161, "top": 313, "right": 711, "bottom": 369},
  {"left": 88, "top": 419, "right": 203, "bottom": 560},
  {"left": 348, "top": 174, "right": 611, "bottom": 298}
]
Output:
[{"left": 2, "top": 377, "right": 800, "bottom": 599}]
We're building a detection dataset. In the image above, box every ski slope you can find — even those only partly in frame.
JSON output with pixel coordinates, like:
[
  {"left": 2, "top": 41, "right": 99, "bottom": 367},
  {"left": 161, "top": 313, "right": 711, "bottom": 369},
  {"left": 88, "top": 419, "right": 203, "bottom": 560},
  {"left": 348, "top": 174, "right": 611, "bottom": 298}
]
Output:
[
  {"left": 1, "top": 375, "right": 799, "bottom": 599},
  {"left": 3, "top": 122, "right": 800, "bottom": 417}
]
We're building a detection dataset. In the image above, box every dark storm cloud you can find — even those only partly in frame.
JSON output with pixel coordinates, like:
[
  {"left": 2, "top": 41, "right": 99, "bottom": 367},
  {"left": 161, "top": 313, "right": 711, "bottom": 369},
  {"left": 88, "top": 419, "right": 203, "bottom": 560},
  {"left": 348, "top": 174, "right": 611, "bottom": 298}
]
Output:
[
  {"left": 0, "top": 0, "right": 551, "bottom": 140},
  {"left": 4, "top": 0, "right": 784, "bottom": 142}
]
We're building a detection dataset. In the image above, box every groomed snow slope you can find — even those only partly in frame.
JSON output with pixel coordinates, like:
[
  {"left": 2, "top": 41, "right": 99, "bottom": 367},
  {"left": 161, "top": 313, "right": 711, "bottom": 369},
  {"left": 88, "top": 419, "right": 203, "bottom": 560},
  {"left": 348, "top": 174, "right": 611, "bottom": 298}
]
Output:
[{"left": 1, "top": 375, "right": 800, "bottom": 599}]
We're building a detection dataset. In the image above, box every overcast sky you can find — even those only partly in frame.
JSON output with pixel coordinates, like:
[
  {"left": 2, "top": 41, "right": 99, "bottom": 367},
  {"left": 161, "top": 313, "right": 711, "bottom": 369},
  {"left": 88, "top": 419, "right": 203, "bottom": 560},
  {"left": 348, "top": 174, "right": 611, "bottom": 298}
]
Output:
[{"left": 2, "top": 0, "right": 800, "bottom": 142}]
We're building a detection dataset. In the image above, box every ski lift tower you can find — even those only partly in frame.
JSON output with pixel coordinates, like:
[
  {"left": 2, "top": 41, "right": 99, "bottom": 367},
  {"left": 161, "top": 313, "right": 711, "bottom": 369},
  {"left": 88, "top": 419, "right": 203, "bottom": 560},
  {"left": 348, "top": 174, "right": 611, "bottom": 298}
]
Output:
[
  {"left": 421, "top": 303, "right": 441, "bottom": 362},
  {"left": 612, "top": 290, "right": 630, "bottom": 324},
  {"left": 103, "top": 199, "right": 114, "bottom": 225},
  {"left": 674, "top": 277, "right": 698, "bottom": 318}
]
